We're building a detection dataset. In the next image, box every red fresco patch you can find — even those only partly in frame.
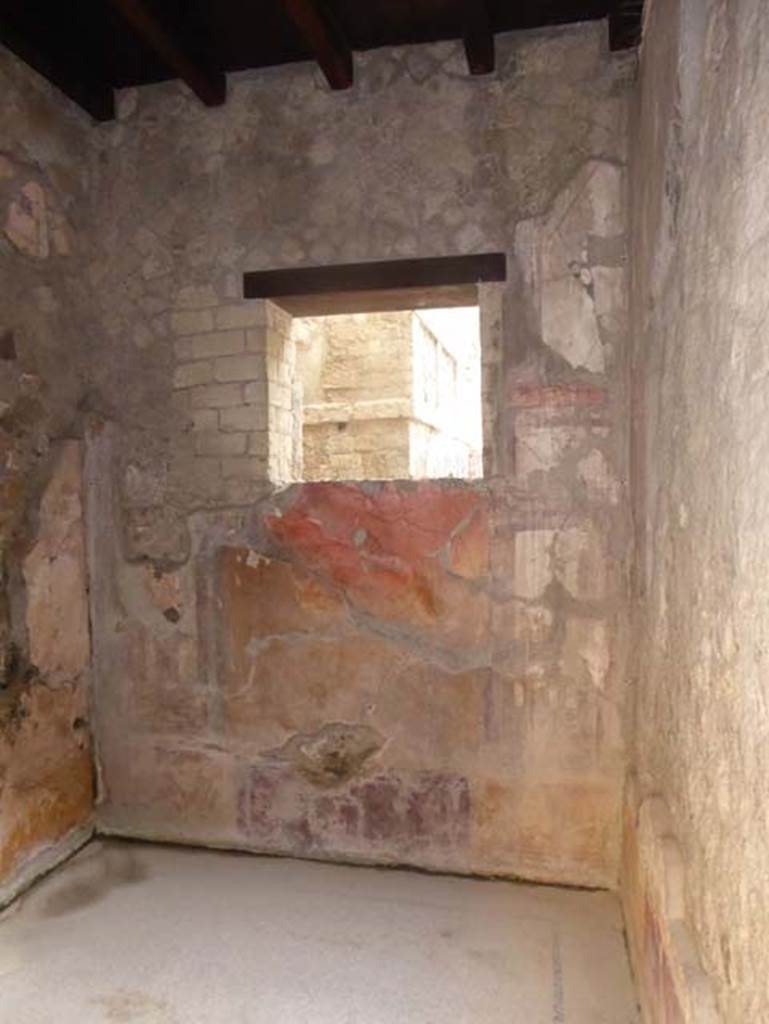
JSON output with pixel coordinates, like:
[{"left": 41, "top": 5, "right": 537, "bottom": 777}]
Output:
[
  {"left": 270, "top": 482, "right": 481, "bottom": 562},
  {"left": 265, "top": 482, "right": 487, "bottom": 625}
]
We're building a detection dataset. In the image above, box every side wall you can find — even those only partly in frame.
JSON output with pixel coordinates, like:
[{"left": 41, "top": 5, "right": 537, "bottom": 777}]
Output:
[
  {"left": 626, "top": 0, "right": 769, "bottom": 1019},
  {"left": 0, "top": 49, "right": 96, "bottom": 902},
  {"left": 89, "top": 24, "right": 633, "bottom": 887}
]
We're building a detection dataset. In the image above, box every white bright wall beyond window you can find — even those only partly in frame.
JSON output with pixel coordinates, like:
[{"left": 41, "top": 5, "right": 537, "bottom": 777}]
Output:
[{"left": 292, "top": 306, "right": 482, "bottom": 481}]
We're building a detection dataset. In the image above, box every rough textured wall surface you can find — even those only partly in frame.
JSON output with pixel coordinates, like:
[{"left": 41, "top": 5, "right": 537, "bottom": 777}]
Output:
[
  {"left": 622, "top": 775, "right": 719, "bottom": 1023},
  {"left": 0, "top": 443, "right": 93, "bottom": 903},
  {"left": 88, "top": 24, "right": 633, "bottom": 887},
  {"left": 627, "top": 0, "right": 769, "bottom": 1019},
  {"left": 0, "top": 49, "right": 97, "bottom": 901}
]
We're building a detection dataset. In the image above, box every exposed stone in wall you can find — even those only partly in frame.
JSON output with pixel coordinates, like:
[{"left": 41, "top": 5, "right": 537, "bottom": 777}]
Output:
[
  {"left": 85, "top": 23, "right": 632, "bottom": 889},
  {"left": 627, "top": 0, "right": 769, "bottom": 1020},
  {"left": 87, "top": 21, "right": 631, "bottom": 508}
]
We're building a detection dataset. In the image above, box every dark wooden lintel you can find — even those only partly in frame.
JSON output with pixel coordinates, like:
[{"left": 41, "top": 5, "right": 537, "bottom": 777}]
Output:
[
  {"left": 267, "top": 284, "right": 480, "bottom": 316},
  {"left": 462, "top": 1, "right": 494, "bottom": 75},
  {"left": 109, "top": 0, "right": 226, "bottom": 106},
  {"left": 243, "top": 254, "right": 506, "bottom": 314},
  {"left": 282, "top": 0, "right": 353, "bottom": 90}
]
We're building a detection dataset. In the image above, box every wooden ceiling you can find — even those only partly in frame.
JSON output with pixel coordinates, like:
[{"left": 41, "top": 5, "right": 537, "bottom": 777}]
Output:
[{"left": 0, "top": 1, "right": 644, "bottom": 122}]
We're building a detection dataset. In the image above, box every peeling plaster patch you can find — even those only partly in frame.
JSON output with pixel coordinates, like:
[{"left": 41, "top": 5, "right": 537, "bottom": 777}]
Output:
[
  {"left": 541, "top": 276, "right": 604, "bottom": 372},
  {"left": 492, "top": 600, "right": 554, "bottom": 656},
  {"left": 553, "top": 528, "right": 606, "bottom": 602},
  {"left": 577, "top": 449, "right": 621, "bottom": 505},
  {"left": 245, "top": 550, "right": 269, "bottom": 569},
  {"left": 48, "top": 206, "right": 72, "bottom": 257},
  {"left": 543, "top": 162, "right": 624, "bottom": 265},
  {"left": 4, "top": 181, "right": 48, "bottom": 259},
  {"left": 271, "top": 723, "right": 385, "bottom": 787},
  {"left": 515, "top": 425, "right": 586, "bottom": 480},
  {"left": 517, "top": 159, "right": 625, "bottom": 373},
  {"left": 561, "top": 617, "right": 609, "bottom": 689},
  {"left": 511, "top": 530, "right": 555, "bottom": 600},
  {"left": 142, "top": 565, "right": 183, "bottom": 617}
]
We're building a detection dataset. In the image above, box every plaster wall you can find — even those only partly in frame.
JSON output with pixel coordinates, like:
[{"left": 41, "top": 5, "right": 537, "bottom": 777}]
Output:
[
  {"left": 626, "top": 0, "right": 769, "bottom": 1019},
  {"left": 86, "top": 23, "right": 633, "bottom": 887},
  {"left": 0, "top": 50, "right": 97, "bottom": 900}
]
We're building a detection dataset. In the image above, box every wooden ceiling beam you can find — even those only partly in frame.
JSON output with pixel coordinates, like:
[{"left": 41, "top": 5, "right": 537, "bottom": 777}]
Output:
[
  {"left": 282, "top": 0, "right": 353, "bottom": 90},
  {"left": 108, "top": 0, "right": 226, "bottom": 106},
  {"left": 462, "top": 1, "right": 494, "bottom": 76}
]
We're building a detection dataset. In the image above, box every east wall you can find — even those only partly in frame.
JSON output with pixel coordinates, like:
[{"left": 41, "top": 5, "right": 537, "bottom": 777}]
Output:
[
  {"left": 85, "top": 23, "right": 634, "bottom": 887},
  {"left": 625, "top": 0, "right": 769, "bottom": 1020}
]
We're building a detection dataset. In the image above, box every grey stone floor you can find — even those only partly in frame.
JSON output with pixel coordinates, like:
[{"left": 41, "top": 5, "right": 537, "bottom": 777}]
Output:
[{"left": 0, "top": 839, "right": 638, "bottom": 1023}]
